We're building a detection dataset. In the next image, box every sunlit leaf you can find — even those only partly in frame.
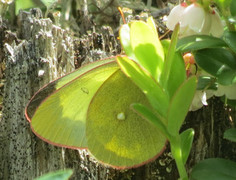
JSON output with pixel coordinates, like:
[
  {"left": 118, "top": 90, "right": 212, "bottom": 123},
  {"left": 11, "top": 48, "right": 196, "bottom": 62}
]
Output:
[
  {"left": 15, "top": 0, "right": 36, "bottom": 14},
  {"left": 41, "top": 0, "right": 58, "bottom": 8},
  {"left": 146, "top": 17, "right": 159, "bottom": 38},
  {"left": 180, "top": 128, "right": 194, "bottom": 164},
  {"left": 132, "top": 103, "right": 169, "bottom": 139},
  {"left": 167, "top": 76, "right": 197, "bottom": 136},
  {"left": 117, "top": 55, "right": 169, "bottom": 117},
  {"left": 130, "top": 21, "right": 164, "bottom": 80},
  {"left": 161, "top": 39, "right": 186, "bottom": 98},
  {"left": 119, "top": 24, "right": 136, "bottom": 60},
  {"left": 120, "top": 18, "right": 164, "bottom": 82},
  {"left": 161, "top": 24, "right": 181, "bottom": 90}
]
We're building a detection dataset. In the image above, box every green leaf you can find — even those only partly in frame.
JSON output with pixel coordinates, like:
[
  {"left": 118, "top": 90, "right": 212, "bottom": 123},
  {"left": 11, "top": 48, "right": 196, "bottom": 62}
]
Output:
[
  {"left": 224, "top": 128, "right": 236, "bottom": 142},
  {"left": 130, "top": 21, "right": 164, "bottom": 80},
  {"left": 116, "top": 56, "right": 169, "bottom": 117},
  {"left": 35, "top": 169, "right": 73, "bottom": 180},
  {"left": 167, "top": 76, "right": 197, "bottom": 136},
  {"left": 190, "top": 158, "right": 236, "bottom": 180},
  {"left": 180, "top": 128, "right": 194, "bottom": 164},
  {"left": 86, "top": 70, "right": 166, "bottom": 169},
  {"left": 161, "top": 24, "right": 180, "bottom": 89},
  {"left": 223, "top": 31, "right": 236, "bottom": 54},
  {"left": 195, "top": 48, "right": 236, "bottom": 85},
  {"left": 146, "top": 17, "right": 159, "bottom": 39},
  {"left": 119, "top": 18, "right": 164, "bottom": 81},
  {"left": 15, "top": 0, "right": 36, "bottom": 14},
  {"left": 41, "top": 0, "right": 57, "bottom": 8},
  {"left": 197, "top": 76, "right": 217, "bottom": 90},
  {"left": 131, "top": 103, "right": 170, "bottom": 139},
  {"left": 176, "top": 35, "right": 227, "bottom": 52},
  {"left": 119, "top": 24, "right": 136, "bottom": 60},
  {"left": 26, "top": 58, "right": 119, "bottom": 148},
  {"left": 161, "top": 39, "right": 186, "bottom": 98},
  {"left": 230, "top": 0, "right": 236, "bottom": 16},
  {"left": 213, "top": 0, "right": 232, "bottom": 13},
  {"left": 225, "top": 97, "right": 236, "bottom": 107}
]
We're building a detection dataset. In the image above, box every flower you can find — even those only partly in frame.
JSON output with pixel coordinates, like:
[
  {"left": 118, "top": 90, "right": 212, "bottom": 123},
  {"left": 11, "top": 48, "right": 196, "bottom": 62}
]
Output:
[
  {"left": 1, "top": 0, "right": 13, "bottom": 4},
  {"left": 209, "top": 10, "right": 224, "bottom": 37},
  {"left": 189, "top": 90, "right": 214, "bottom": 111},
  {"left": 166, "top": 3, "right": 224, "bottom": 37},
  {"left": 166, "top": 2, "right": 187, "bottom": 30},
  {"left": 214, "top": 83, "right": 236, "bottom": 100}
]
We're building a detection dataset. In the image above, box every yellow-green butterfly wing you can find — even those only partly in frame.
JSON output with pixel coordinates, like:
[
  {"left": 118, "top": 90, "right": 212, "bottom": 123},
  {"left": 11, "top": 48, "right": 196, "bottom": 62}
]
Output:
[
  {"left": 86, "top": 70, "right": 166, "bottom": 169},
  {"left": 25, "top": 57, "right": 166, "bottom": 168},
  {"left": 26, "top": 58, "right": 119, "bottom": 148}
]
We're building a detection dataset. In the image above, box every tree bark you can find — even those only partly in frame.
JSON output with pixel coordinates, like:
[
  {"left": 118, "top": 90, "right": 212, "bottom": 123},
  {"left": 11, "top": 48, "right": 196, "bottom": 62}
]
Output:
[
  {"left": 0, "top": 9, "right": 75, "bottom": 179},
  {"left": 0, "top": 8, "right": 236, "bottom": 180}
]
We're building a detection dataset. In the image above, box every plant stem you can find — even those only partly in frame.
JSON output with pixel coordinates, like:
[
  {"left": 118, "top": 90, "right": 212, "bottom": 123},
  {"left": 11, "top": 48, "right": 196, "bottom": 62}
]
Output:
[
  {"left": 170, "top": 136, "right": 189, "bottom": 180},
  {"left": 175, "top": 152, "right": 188, "bottom": 180}
]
